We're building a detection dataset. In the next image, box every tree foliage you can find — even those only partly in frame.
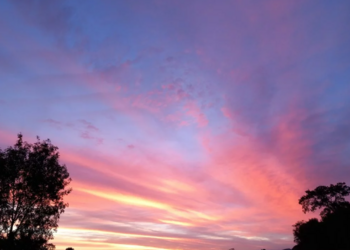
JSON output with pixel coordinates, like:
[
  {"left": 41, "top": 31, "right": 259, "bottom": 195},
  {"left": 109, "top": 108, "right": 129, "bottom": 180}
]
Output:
[
  {"left": 298, "top": 182, "right": 350, "bottom": 217},
  {"left": 293, "top": 182, "right": 350, "bottom": 250},
  {"left": 0, "top": 134, "right": 72, "bottom": 250}
]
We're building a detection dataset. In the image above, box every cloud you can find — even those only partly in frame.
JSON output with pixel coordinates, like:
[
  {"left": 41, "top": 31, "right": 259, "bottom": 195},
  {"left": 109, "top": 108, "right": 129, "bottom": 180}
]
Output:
[
  {"left": 80, "top": 131, "right": 103, "bottom": 145},
  {"left": 79, "top": 119, "right": 99, "bottom": 131}
]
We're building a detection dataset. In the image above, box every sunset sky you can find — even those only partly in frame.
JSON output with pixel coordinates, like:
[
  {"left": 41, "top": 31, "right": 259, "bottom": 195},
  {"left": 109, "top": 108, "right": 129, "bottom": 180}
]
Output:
[{"left": 1, "top": 1, "right": 350, "bottom": 250}]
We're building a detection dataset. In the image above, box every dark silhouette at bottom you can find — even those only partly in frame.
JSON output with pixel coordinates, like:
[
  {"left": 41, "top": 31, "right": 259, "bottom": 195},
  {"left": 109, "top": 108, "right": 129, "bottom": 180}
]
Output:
[{"left": 292, "top": 182, "right": 350, "bottom": 250}]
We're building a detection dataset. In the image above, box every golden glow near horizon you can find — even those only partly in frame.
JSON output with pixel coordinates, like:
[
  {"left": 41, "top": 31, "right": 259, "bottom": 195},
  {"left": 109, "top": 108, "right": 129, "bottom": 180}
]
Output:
[
  {"left": 55, "top": 239, "right": 175, "bottom": 250},
  {"left": 57, "top": 227, "right": 183, "bottom": 241},
  {"left": 159, "top": 220, "right": 193, "bottom": 227},
  {"left": 77, "top": 187, "right": 219, "bottom": 222},
  {"left": 77, "top": 188, "right": 171, "bottom": 210}
]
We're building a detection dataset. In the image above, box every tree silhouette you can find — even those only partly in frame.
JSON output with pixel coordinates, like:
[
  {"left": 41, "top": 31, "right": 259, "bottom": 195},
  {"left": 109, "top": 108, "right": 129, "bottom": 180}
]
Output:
[
  {"left": 66, "top": 248, "right": 74, "bottom": 250},
  {"left": 0, "top": 134, "right": 72, "bottom": 250},
  {"left": 293, "top": 182, "right": 350, "bottom": 250},
  {"left": 298, "top": 182, "right": 350, "bottom": 217},
  {"left": 293, "top": 218, "right": 322, "bottom": 249}
]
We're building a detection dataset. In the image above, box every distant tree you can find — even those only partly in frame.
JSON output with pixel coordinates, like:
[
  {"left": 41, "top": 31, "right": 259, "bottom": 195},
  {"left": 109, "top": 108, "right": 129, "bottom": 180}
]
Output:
[
  {"left": 66, "top": 248, "right": 74, "bottom": 250},
  {"left": 293, "top": 182, "right": 350, "bottom": 250},
  {"left": 0, "top": 134, "right": 72, "bottom": 250}
]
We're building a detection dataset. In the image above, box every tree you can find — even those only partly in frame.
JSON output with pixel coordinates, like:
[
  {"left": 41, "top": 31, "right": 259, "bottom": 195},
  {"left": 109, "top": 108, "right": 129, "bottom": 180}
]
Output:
[
  {"left": 0, "top": 134, "right": 72, "bottom": 250},
  {"left": 293, "top": 182, "right": 350, "bottom": 250},
  {"left": 293, "top": 218, "right": 323, "bottom": 250},
  {"left": 298, "top": 182, "right": 350, "bottom": 217},
  {"left": 66, "top": 248, "right": 74, "bottom": 250}
]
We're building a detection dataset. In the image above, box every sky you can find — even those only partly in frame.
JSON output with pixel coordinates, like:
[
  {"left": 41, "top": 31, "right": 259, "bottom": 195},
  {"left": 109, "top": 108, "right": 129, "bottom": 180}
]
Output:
[{"left": 0, "top": 0, "right": 350, "bottom": 249}]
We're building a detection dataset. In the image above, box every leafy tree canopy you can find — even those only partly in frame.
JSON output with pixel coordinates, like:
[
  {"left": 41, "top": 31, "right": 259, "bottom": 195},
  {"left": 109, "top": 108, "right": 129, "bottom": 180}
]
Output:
[
  {"left": 298, "top": 182, "right": 350, "bottom": 217},
  {"left": 0, "top": 134, "right": 72, "bottom": 250}
]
